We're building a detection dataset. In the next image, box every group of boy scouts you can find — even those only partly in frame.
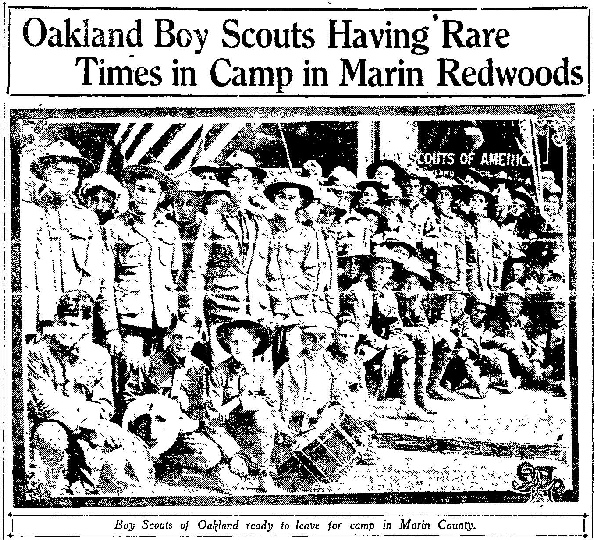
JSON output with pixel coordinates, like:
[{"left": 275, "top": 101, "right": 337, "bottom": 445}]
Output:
[{"left": 22, "top": 135, "right": 568, "bottom": 497}]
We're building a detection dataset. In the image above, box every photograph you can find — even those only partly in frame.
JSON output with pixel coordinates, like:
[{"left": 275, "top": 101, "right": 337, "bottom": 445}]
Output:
[{"left": 10, "top": 104, "right": 576, "bottom": 506}]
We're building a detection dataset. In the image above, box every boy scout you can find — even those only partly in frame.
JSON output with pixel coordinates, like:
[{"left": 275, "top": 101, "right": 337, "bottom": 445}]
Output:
[
  {"left": 104, "top": 161, "right": 182, "bottom": 408},
  {"left": 27, "top": 291, "right": 154, "bottom": 496},
  {"left": 30, "top": 140, "right": 119, "bottom": 351}
]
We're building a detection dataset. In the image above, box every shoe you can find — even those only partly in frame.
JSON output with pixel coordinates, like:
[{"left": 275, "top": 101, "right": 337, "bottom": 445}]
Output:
[
  {"left": 399, "top": 405, "right": 433, "bottom": 422},
  {"left": 427, "top": 384, "right": 457, "bottom": 401}
]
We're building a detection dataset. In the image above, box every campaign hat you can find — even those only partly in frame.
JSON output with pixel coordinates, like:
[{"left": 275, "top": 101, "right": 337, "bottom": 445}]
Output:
[
  {"left": 366, "top": 159, "right": 407, "bottom": 183},
  {"left": 226, "top": 150, "right": 267, "bottom": 180},
  {"left": 216, "top": 319, "right": 271, "bottom": 357},
  {"left": 122, "top": 159, "right": 173, "bottom": 193},
  {"left": 31, "top": 140, "right": 95, "bottom": 180},
  {"left": 264, "top": 172, "right": 315, "bottom": 208}
]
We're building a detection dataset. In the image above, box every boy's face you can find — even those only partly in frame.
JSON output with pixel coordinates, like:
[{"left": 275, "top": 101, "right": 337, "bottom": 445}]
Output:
[
  {"left": 360, "top": 186, "right": 379, "bottom": 206},
  {"left": 470, "top": 303, "right": 488, "bottom": 326},
  {"left": 228, "top": 327, "right": 259, "bottom": 359},
  {"left": 403, "top": 178, "right": 422, "bottom": 200},
  {"left": 131, "top": 412, "right": 172, "bottom": 458},
  {"left": 469, "top": 193, "right": 487, "bottom": 214},
  {"left": 449, "top": 293, "right": 467, "bottom": 319},
  {"left": 274, "top": 187, "right": 303, "bottom": 215},
  {"left": 131, "top": 176, "right": 163, "bottom": 217},
  {"left": 174, "top": 191, "right": 200, "bottom": 224},
  {"left": 510, "top": 262, "right": 526, "bottom": 282},
  {"left": 337, "top": 323, "right": 358, "bottom": 354},
  {"left": 436, "top": 189, "right": 452, "bottom": 213},
  {"left": 44, "top": 161, "right": 80, "bottom": 196},
  {"left": 370, "top": 261, "right": 393, "bottom": 286},
  {"left": 170, "top": 331, "right": 195, "bottom": 360},
  {"left": 504, "top": 295, "right": 523, "bottom": 318},
  {"left": 88, "top": 187, "right": 116, "bottom": 221},
  {"left": 550, "top": 302, "right": 566, "bottom": 323},
  {"left": 51, "top": 315, "right": 91, "bottom": 348},
  {"left": 205, "top": 192, "right": 232, "bottom": 215},
  {"left": 510, "top": 198, "right": 527, "bottom": 217},
  {"left": 373, "top": 165, "right": 395, "bottom": 184},
  {"left": 228, "top": 168, "right": 254, "bottom": 193}
]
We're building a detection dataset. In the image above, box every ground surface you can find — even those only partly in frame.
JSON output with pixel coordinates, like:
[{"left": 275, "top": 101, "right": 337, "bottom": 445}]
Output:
[{"left": 153, "top": 387, "right": 571, "bottom": 497}]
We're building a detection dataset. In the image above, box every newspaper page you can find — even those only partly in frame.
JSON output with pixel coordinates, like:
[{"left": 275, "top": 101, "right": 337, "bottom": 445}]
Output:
[{"left": 2, "top": 1, "right": 593, "bottom": 539}]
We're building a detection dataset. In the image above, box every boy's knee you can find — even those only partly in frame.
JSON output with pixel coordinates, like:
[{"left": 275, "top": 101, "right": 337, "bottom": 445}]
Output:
[
  {"left": 185, "top": 434, "right": 222, "bottom": 471},
  {"left": 33, "top": 422, "right": 69, "bottom": 465},
  {"left": 34, "top": 422, "right": 68, "bottom": 452}
]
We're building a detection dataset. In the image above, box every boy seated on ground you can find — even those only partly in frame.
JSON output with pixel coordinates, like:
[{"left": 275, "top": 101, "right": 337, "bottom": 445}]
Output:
[
  {"left": 482, "top": 283, "right": 544, "bottom": 393},
  {"left": 275, "top": 314, "right": 344, "bottom": 433},
  {"left": 327, "top": 319, "right": 375, "bottom": 420},
  {"left": 123, "top": 321, "right": 252, "bottom": 490},
  {"left": 435, "top": 292, "right": 490, "bottom": 399},
  {"left": 210, "top": 319, "right": 281, "bottom": 492},
  {"left": 27, "top": 290, "right": 154, "bottom": 497}
]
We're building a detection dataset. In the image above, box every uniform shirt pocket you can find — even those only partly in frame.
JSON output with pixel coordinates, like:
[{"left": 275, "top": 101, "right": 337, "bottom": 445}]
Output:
[
  {"left": 68, "top": 226, "right": 93, "bottom": 273},
  {"left": 157, "top": 236, "right": 175, "bottom": 267}
]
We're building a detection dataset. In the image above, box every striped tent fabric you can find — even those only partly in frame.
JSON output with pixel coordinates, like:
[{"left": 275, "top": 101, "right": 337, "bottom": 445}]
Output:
[{"left": 110, "top": 120, "right": 249, "bottom": 176}]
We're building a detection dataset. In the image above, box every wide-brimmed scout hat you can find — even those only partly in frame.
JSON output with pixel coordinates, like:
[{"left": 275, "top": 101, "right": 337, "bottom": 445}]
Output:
[
  {"left": 300, "top": 312, "right": 337, "bottom": 332},
  {"left": 80, "top": 172, "right": 127, "bottom": 199},
  {"left": 461, "top": 174, "right": 496, "bottom": 203},
  {"left": 355, "top": 179, "right": 390, "bottom": 195},
  {"left": 191, "top": 161, "right": 226, "bottom": 175},
  {"left": 123, "top": 394, "right": 190, "bottom": 459},
  {"left": 469, "top": 288, "right": 492, "bottom": 307},
  {"left": 216, "top": 319, "right": 271, "bottom": 357},
  {"left": 511, "top": 186, "right": 534, "bottom": 207},
  {"left": 31, "top": 140, "right": 95, "bottom": 180},
  {"left": 425, "top": 177, "right": 465, "bottom": 203},
  {"left": 55, "top": 290, "right": 95, "bottom": 321},
  {"left": 226, "top": 150, "right": 267, "bottom": 181},
  {"left": 263, "top": 172, "right": 316, "bottom": 208},
  {"left": 121, "top": 160, "right": 173, "bottom": 193},
  {"left": 366, "top": 159, "right": 407, "bottom": 183},
  {"left": 324, "top": 166, "right": 359, "bottom": 192}
]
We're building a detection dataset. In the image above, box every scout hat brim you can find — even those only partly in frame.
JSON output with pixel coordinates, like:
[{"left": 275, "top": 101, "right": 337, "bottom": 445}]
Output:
[
  {"left": 79, "top": 172, "right": 128, "bottom": 200},
  {"left": 366, "top": 160, "right": 407, "bottom": 182},
  {"left": 355, "top": 180, "right": 389, "bottom": 194},
  {"left": 264, "top": 180, "right": 315, "bottom": 208},
  {"left": 122, "top": 163, "right": 172, "bottom": 192},
  {"left": 31, "top": 140, "right": 95, "bottom": 180},
  {"left": 228, "top": 166, "right": 267, "bottom": 181},
  {"left": 216, "top": 320, "right": 271, "bottom": 357}
]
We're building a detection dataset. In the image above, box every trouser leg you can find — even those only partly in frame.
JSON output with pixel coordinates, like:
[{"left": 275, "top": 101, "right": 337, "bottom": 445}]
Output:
[
  {"left": 427, "top": 340, "right": 457, "bottom": 400},
  {"left": 32, "top": 422, "right": 70, "bottom": 496},
  {"left": 388, "top": 335, "right": 432, "bottom": 420},
  {"left": 412, "top": 333, "right": 436, "bottom": 413}
]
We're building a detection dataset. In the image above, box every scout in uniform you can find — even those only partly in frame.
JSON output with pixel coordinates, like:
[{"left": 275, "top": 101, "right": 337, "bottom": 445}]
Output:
[
  {"left": 340, "top": 256, "right": 427, "bottom": 420},
  {"left": 482, "top": 283, "right": 544, "bottom": 392},
  {"left": 124, "top": 321, "right": 252, "bottom": 488},
  {"left": 187, "top": 178, "right": 273, "bottom": 343},
  {"left": 423, "top": 179, "right": 468, "bottom": 293},
  {"left": 27, "top": 291, "right": 154, "bottom": 496},
  {"left": 463, "top": 183, "right": 500, "bottom": 299},
  {"left": 30, "top": 140, "right": 119, "bottom": 353},
  {"left": 210, "top": 319, "right": 280, "bottom": 491},
  {"left": 79, "top": 170, "right": 129, "bottom": 226},
  {"left": 173, "top": 171, "right": 207, "bottom": 321},
  {"left": 104, "top": 161, "right": 183, "bottom": 410}
]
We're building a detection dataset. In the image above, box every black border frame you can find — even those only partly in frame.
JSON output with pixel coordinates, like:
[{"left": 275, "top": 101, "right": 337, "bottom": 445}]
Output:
[{"left": 9, "top": 103, "right": 577, "bottom": 508}]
